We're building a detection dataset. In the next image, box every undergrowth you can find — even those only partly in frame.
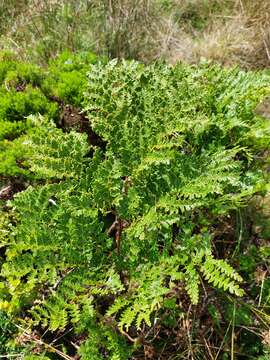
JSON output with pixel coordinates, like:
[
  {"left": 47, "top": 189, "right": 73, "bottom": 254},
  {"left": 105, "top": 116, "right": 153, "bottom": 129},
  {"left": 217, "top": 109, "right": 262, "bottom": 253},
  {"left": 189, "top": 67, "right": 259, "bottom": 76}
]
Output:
[
  {"left": 1, "top": 1, "right": 270, "bottom": 69},
  {"left": 0, "top": 56, "right": 269, "bottom": 358},
  {"left": 0, "top": 50, "right": 100, "bottom": 181}
]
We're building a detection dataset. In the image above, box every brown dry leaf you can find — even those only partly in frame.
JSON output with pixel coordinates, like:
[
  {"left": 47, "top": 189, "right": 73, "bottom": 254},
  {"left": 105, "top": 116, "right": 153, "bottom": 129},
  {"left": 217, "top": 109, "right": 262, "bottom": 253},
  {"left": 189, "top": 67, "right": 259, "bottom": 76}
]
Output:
[
  {"left": 262, "top": 330, "right": 270, "bottom": 346},
  {"left": 254, "top": 266, "right": 267, "bottom": 284},
  {"left": 144, "top": 344, "right": 156, "bottom": 359}
]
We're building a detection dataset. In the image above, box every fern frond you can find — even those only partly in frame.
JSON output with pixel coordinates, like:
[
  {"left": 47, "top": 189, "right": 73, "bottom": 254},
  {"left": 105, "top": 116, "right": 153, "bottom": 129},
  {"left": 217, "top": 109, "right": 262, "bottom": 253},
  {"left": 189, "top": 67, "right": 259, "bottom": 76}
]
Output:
[{"left": 201, "top": 255, "right": 244, "bottom": 296}]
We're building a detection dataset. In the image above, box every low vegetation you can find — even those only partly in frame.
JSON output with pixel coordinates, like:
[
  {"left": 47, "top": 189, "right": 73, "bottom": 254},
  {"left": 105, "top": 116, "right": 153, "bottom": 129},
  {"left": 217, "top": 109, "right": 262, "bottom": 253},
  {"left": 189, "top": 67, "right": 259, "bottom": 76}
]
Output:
[
  {"left": 0, "top": 1, "right": 270, "bottom": 68},
  {"left": 0, "top": 51, "right": 269, "bottom": 358},
  {"left": 0, "top": 1, "right": 270, "bottom": 359}
]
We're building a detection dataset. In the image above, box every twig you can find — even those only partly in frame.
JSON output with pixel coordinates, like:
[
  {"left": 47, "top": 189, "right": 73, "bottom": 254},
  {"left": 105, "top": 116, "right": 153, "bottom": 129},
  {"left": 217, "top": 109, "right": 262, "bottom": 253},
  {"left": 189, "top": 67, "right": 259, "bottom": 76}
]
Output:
[
  {"left": 70, "top": 341, "right": 80, "bottom": 350},
  {"left": 203, "top": 337, "right": 215, "bottom": 360},
  {"left": 107, "top": 220, "right": 118, "bottom": 235},
  {"left": 231, "top": 302, "right": 236, "bottom": 360},
  {"left": 0, "top": 185, "right": 12, "bottom": 198},
  {"left": 258, "top": 273, "right": 266, "bottom": 307},
  {"left": 186, "top": 304, "right": 194, "bottom": 360},
  {"left": 15, "top": 324, "right": 74, "bottom": 360},
  {"left": 50, "top": 327, "right": 73, "bottom": 345},
  {"left": 51, "top": 267, "right": 75, "bottom": 291},
  {"left": 238, "top": 0, "right": 244, "bottom": 14},
  {"left": 115, "top": 218, "right": 122, "bottom": 255},
  {"left": 120, "top": 329, "right": 137, "bottom": 343},
  {"left": 263, "top": 37, "right": 270, "bottom": 62},
  {"left": 214, "top": 319, "right": 232, "bottom": 360}
]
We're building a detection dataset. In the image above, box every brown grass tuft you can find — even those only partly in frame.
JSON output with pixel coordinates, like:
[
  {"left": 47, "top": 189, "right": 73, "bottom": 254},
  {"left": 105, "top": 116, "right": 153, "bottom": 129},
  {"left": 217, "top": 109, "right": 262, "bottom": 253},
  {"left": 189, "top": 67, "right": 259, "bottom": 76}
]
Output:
[{"left": 167, "top": 0, "right": 270, "bottom": 69}]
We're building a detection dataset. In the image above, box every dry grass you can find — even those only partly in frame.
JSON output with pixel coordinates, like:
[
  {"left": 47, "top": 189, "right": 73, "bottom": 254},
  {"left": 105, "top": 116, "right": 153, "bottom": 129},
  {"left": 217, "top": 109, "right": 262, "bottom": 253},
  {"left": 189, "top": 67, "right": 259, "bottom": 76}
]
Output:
[
  {"left": 166, "top": 0, "right": 270, "bottom": 68},
  {"left": 0, "top": 0, "right": 270, "bottom": 68},
  {"left": 0, "top": 0, "right": 168, "bottom": 63}
]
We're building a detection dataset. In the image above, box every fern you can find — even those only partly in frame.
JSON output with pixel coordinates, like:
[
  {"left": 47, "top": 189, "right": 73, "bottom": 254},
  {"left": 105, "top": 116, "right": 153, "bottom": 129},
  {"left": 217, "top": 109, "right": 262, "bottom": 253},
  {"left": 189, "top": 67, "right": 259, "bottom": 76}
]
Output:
[
  {"left": 0, "top": 59, "right": 269, "bottom": 358},
  {"left": 201, "top": 256, "right": 244, "bottom": 296},
  {"left": 184, "top": 264, "right": 200, "bottom": 305}
]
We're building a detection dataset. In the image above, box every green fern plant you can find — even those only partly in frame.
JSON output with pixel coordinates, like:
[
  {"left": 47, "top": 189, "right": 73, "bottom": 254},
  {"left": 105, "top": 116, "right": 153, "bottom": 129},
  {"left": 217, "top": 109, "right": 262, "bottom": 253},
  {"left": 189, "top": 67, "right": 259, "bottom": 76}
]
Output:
[{"left": 0, "top": 59, "right": 269, "bottom": 358}]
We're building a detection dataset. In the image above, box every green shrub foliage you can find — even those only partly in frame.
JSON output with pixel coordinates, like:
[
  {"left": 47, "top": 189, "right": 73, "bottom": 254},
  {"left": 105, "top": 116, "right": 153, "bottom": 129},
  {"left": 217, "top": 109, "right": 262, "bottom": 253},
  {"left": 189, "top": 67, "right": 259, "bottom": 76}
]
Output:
[
  {"left": 0, "top": 51, "right": 99, "bottom": 178},
  {"left": 0, "top": 59, "right": 269, "bottom": 358}
]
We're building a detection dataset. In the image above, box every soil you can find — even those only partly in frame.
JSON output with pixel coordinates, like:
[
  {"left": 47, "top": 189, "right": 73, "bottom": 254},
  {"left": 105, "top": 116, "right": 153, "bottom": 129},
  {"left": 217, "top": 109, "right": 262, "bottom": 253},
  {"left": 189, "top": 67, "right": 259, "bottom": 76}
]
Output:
[
  {"left": 59, "top": 104, "right": 106, "bottom": 149},
  {"left": 0, "top": 177, "right": 26, "bottom": 201}
]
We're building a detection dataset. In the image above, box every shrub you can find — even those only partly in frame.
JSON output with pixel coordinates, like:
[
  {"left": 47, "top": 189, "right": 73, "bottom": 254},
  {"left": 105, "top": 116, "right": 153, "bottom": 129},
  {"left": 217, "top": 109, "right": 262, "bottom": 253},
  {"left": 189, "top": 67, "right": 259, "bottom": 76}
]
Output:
[
  {"left": 0, "top": 311, "right": 17, "bottom": 355},
  {"left": 0, "top": 51, "right": 98, "bottom": 179},
  {"left": 0, "top": 87, "right": 57, "bottom": 123},
  {"left": 41, "top": 50, "right": 101, "bottom": 107},
  {"left": 0, "top": 60, "right": 269, "bottom": 358}
]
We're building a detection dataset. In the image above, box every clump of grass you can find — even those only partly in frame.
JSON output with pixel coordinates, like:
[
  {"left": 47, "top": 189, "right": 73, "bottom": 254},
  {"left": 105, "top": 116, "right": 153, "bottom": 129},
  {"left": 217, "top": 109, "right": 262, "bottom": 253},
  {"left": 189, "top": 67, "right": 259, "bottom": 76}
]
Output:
[
  {"left": 0, "top": 0, "right": 97, "bottom": 63},
  {"left": 168, "top": 0, "right": 270, "bottom": 69},
  {"left": 0, "top": 0, "right": 269, "bottom": 69},
  {"left": 0, "top": 0, "right": 168, "bottom": 63}
]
